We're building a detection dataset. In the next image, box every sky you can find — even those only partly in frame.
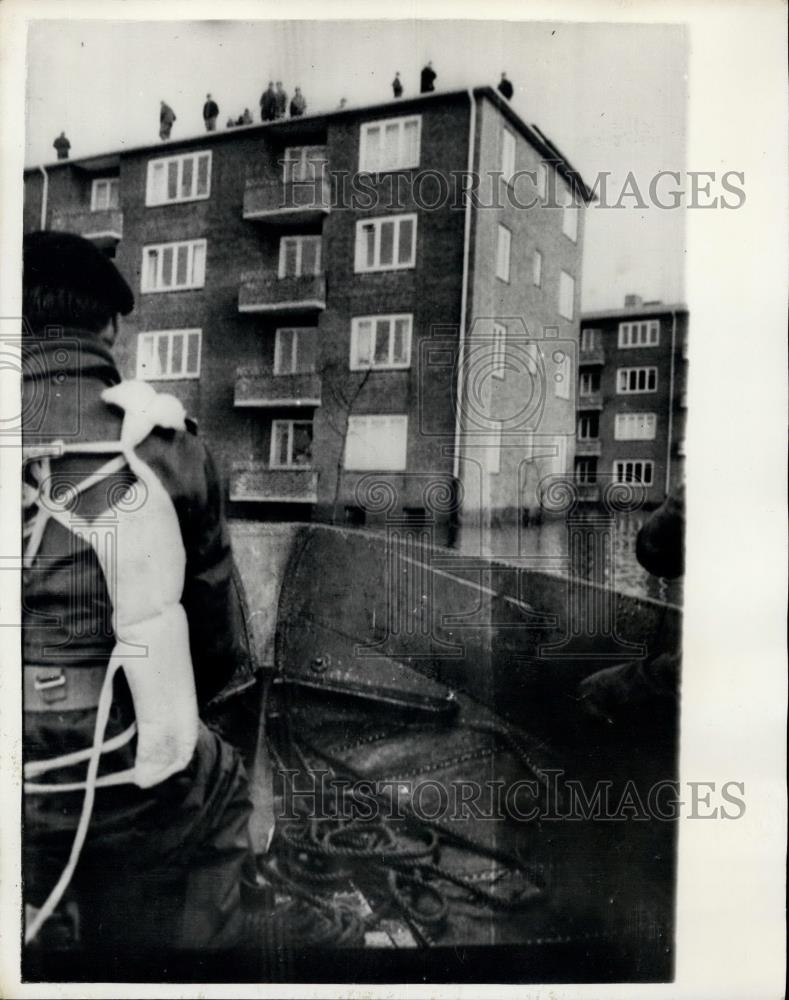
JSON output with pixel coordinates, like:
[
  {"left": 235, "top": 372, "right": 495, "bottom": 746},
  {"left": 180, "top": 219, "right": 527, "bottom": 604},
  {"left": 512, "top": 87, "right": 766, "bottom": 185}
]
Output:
[{"left": 25, "top": 19, "right": 687, "bottom": 311}]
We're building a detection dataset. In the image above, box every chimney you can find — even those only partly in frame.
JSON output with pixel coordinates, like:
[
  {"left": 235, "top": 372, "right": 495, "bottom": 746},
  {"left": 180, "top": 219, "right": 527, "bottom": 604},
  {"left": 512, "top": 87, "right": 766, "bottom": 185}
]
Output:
[{"left": 624, "top": 294, "right": 643, "bottom": 308}]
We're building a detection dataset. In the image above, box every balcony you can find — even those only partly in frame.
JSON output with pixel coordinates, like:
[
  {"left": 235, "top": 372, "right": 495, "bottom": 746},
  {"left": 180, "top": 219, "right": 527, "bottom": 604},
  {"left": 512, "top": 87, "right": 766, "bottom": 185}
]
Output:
[
  {"left": 50, "top": 207, "right": 123, "bottom": 250},
  {"left": 579, "top": 346, "right": 605, "bottom": 365},
  {"left": 243, "top": 174, "right": 331, "bottom": 226},
  {"left": 577, "top": 391, "right": 603, "bottom": 410},
  {"left": 234, "top": 369, "right": 321, "bottom": 408},
  {"left": 230, "top": 463, "right": 318, "bottom": 503},
  {"left": 239, "top": 273, "right": 326, "bottom": 314},
  {"left": 576, "top": 483, "right": 601, "bottom": 503},
  {"left": 575, "top": 438, "right": 602, "bottom": 457}
]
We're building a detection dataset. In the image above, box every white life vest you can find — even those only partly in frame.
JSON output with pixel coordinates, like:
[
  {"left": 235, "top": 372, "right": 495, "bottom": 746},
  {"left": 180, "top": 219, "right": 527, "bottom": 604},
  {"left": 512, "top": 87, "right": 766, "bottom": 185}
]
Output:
[{"left": 23, "top": 380, "right": 200, "bottom": 942}]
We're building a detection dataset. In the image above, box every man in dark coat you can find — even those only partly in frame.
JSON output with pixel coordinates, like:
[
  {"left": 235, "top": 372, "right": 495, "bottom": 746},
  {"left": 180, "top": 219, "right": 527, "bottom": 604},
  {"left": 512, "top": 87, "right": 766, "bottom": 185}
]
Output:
[
  {"left": 159, "top": 99, "right": 176, "bottom": 140},
  {"left": 53, "top": 132, "right": 71, "bottom": 160},
  {"left": 290, "top": 87, "right": 306, "bottom": 117},
  {"left": 203, "top": 93, "right": 220, "bottom": 131},
  {"left": 392, "top": 72, "right": 403, "bottom": 98},
  {"left": 497, "top": 72, "right": 514, "bottom": 100},
  {"left": 21, "top": 232, "right": 254, "bottom": 959},
  {"left": 259, "top": 81, "right": 277, "bottom": 122},
  {"left": 420, "top": 61, "right": 436, "bottom": 93}
]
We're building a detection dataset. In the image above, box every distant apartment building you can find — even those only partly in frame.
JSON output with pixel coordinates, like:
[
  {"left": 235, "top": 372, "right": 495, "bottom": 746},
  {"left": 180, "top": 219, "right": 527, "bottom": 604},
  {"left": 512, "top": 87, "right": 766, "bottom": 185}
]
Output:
[
  {"left": 576, "top": 296, "right": 688, "bottom": 506},
  {"left": 23, "top": 86, "right": 592, "bottom": 533}
]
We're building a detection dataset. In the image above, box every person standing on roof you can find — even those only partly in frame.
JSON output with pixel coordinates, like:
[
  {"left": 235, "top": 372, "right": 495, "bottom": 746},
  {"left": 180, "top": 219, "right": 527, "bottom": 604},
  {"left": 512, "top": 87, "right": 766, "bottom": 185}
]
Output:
[
  {"left": 420, "top": 61, "right": 436, "bottom": 93},
  {"left": 241, "top": 108, "right": 253, "bottom": 125},
  {"left": 21, "top": 231, "right": 256, "bottom": 955},
  {"left": 497, "top": 72, "right": 514, "bottom": 100},
  {"left": 202, "top": 93, "right": 219, "bottom": 131},
  {"left": 290, "top": 87, "right": 306, "bottom": 117},
  {"left": 159, "top": 100, "right": 176, "bottom": 140},
  {"left": 260, "top": 82, "right": 277, "bottom": 122},
  {"left": 275, "top": 81, "right": 288, "bottom": 119},
  {"left": 392, "top": 72, "right": 403, "bottom": 98},
  {"left": 52, "top": 132, "right": 71, "bottom": 160}
]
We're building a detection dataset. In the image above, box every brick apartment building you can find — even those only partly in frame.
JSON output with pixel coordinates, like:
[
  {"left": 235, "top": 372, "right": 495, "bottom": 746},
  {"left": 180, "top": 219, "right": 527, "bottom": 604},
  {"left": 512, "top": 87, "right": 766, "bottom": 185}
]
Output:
[
  {"left": 576, "top": 296, "right": 688, "bottom": 506},
  {"left": 23, "top": 86, "right": 593, "bottom": 532}
]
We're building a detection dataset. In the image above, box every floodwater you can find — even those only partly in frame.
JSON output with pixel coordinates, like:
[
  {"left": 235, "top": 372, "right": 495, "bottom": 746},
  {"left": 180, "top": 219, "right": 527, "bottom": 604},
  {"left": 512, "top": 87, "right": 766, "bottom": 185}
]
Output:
[{"left": 450, "top": 512, "right": 683, "bottom": 606}]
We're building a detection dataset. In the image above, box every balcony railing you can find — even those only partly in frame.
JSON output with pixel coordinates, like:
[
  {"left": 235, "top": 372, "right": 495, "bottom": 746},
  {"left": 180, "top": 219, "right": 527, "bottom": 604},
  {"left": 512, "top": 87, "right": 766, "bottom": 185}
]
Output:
[
  {"left": 579, "top": 346, "right": 605, "bottom": 365},
  {"left": 50, "top": 207, "right": 123, "bottom": 249},
  {"left": 575, "top": 438, "right": 602, "bottom": 456},
  {"left": 576, "top": 483, "right": 601, "bottom": 502},
  {"left": 243, "top": 174, "right": 331, "bottom": 224},
  {"left": 238, "top": 273, "right": 326, "bottom": 314},
  {"left": 234, "top": 369, "right": 322, "bottom": 408},
  {"left": 577, "top": 391, "right": 603, "bottom": 410},
  {"left": 229, "top": 463, "right": 318, "bottom": 503}
]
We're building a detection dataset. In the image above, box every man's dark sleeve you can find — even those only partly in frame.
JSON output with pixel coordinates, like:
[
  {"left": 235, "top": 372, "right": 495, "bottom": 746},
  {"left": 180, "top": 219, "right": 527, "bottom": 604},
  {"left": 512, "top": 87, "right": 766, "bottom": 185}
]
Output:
[{"left": 178, "top": 443, "right": 256, "bottom": 707}]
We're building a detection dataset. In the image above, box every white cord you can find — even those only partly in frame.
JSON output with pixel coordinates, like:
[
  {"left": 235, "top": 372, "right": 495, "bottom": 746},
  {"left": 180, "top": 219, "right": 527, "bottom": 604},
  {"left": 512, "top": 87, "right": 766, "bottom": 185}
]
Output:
[{"left": 25, "top": 660, "right": 120, "bottom": 945}]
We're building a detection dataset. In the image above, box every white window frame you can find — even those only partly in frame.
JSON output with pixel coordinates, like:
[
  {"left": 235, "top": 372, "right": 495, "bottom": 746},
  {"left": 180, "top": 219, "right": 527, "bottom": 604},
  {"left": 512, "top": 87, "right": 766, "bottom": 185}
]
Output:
[
  {"left": 344, "top": 414, "right": 408, "bottom": 471},
  {"left": 145, "top": 151, "right": 212, "bottom": 206},
  {"left": 136, "top": 329, "right": 202, "bottom": 381},
  {"left": 350, "top": 314, "right": 413, "bottom": 371},
  {"left": 91, "top": 177, "right": 119, "bottom": 211},
  {"left": 278, "top": 235, "right": 322, "bottom": 278},
  {"left": 532, "top": 249, "right": 542, "bottom": 287},
  {"left": 359, "top": 115, "right": 422, "bottom": 173},
  {"left": 575, "top": 458, "right": 597, "bottom": 484},
  {"left": 283, "top": 145, "right": 327, "bottom": 182},
  {"left": 492, "top": 322, "right": 507, "bottom": 379},
  {"left": 496, "top": 224, "right": 511, "bottom": 282},
  {"left": 580, "top": 328, "right": 600, "bottom": 351},
  {"left": 354, "top": 214, "right": 417, "bottom": 273},
  {"left": 270, "top": 419, "right": 313, "bottom": 469},
  {"left": 501, "top": 128, "right": 516, "bottom": 183},
  {"left": 559, "top": 270, "right": 575, "bottom": 320},
  {"left": 141, "top": 239, "right": 207, "bottom": 293},
  {"left": 577, "top": 414, "right": 599, "bottom": 440},
  {"left": 618, "top": 319, "right": 660, "bottom": 348},
  {"left": 274, "top": 327, "right": 317, "bottom": 375},
  {"left": 613, "top": 459, "right": 654, "bottom": 486},
  {"left": 616, "top": 366, "right": 658, "bottom": 394},
  {"left": 614, "top": 412, "right": 657, "bottom": 440}
]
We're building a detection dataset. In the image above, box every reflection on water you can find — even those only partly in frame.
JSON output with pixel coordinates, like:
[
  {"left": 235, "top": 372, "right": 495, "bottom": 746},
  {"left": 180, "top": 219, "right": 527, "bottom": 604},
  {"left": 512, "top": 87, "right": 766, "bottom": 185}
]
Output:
[{"left": 450, "top": 512, "right": 683, "bottom": 605}]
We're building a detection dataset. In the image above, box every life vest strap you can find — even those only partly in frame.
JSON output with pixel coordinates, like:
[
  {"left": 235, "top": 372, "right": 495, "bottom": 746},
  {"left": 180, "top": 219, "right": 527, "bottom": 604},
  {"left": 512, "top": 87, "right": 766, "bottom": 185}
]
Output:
[{"left": 24, "top": 722, "right": 138, "bottom": 780}]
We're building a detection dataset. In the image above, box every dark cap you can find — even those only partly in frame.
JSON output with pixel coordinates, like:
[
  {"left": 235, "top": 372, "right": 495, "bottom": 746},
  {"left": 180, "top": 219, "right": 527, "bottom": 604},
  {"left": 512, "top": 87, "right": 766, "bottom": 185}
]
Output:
[{"left": 23, "top": 230, "right": 134, "bottom": 316}]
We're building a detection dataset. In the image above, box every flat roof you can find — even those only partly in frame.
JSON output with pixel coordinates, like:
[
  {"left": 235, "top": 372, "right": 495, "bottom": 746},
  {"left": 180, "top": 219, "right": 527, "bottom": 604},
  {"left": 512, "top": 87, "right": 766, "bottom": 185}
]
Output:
[
  {"left": 25, "top": 85, "right": 594, "bottom": 201},
  {"left": 582, "top": 302, "right": 689, "bottom": 321}
]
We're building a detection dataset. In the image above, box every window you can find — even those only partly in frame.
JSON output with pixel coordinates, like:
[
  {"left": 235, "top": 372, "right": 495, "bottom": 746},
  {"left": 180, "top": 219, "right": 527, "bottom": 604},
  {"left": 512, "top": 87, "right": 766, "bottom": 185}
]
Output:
[
  {"left": 274, "top": 328, "right": 317, "bottom": 374},
  {"left": 617, "top": 366, "right": 658, "bottom": 394},
  {"left": 532, "top": 249, "right": 542, "bottom": 287},
  {"left": 496, "top": 224, "right": 511, "bottom": 282},
  {"left": 359, "top": 116, "right": 421, "bottom": 172},
  {"left": 614, "top": 413, "right": 657, "bottom": 440},
  {"left": 575, "top": 458, "right": 597, "bottom": 484},
  {"left": 578, "top": 414, "right": 599, "bottom": 439},
  {"left": 271, "top": 420, "right": 313, "bottom": 468},
  {"left": 559, "top": 271, "right": 575, "bottom": 320},
  {"left": 355, "top": 214, "right": 417, "bottom": 272},
  {"left": 136, "top": 329, "right": 201, "bottom": 380},
  {"left": 614, "top": 460, "right": 654, "bottom": 486},
  {"left": 345, "top": 415, "right": 408, "bottom": 471},
  {"left": 580, "top": 328, "right": 600, "bottom": 351},
  {"left": 279, "top": 236, "right": 322, "bottom": 278},
  {"left": 142, "top": 239, "right": 206, "bottom": 292},
  {"left": 146, "top": 151, "right": 211, "bottom": 206},
  {"left": 501, "top": 129, "right": 516, "bottom": 182},
  {"left": 579, "top": 371, "right": 600, "bottom": 395},
  {"left": 561, "top": 187, "right": 579, "bottom": 242},
  {"left": 283, "top": 146, "right": 327, "bottom": 182},
  {"left": 91, "top": 177, "right": 119, "bottom": 211},
  {"left": 492, "top": 322, "right": 507, "bottom": 378},
  {"left": 351, "top": 315, "right": 412, "bottom": 370},
  {"left": 618, "top": 320, "right": 660, "bottom": 348}
]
